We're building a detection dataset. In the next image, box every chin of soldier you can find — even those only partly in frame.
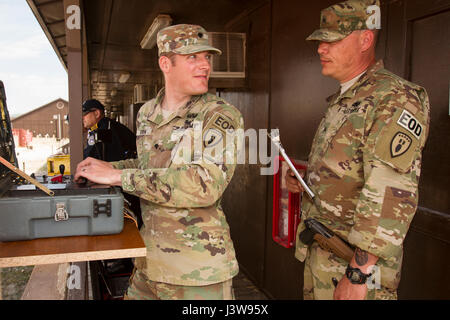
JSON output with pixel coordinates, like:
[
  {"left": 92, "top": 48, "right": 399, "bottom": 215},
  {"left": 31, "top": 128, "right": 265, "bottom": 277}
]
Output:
[
  {"left": 192, "top": 76, "right": 209, "bottom": 90},
  {"left": 193, "top": 82, "right": 209, "bottom": 93}
]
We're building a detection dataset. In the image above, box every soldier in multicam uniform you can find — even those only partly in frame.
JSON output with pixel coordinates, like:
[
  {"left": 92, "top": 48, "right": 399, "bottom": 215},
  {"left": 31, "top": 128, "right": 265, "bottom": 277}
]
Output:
[
  {"left": 74, "top": 24, "right": 243, "bottom": 300},
  {"left": 286, "top": 0, "right": 430, "bottom": 300}
]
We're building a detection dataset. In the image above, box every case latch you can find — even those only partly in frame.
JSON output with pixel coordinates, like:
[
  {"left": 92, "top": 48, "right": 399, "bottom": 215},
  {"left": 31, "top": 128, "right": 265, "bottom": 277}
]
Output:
[
  {"left": 54, "top": 202, "right": 69, "bottom": 221},
  {"left": 93, "top": 199, "right": 112, "bottom": 217}
]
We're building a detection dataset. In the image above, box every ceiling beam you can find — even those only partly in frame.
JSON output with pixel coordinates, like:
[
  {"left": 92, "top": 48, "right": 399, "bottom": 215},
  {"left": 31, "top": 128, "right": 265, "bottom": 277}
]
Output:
[
  {"left": 98, "top": 0, "right": 114, "bottom": 75},
  {"left": 36, "top": 0, "right": 62, "bottom": 8}
]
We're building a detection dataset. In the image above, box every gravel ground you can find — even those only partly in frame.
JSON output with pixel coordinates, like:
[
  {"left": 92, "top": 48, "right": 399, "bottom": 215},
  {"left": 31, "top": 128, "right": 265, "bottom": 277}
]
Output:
[{"left": 1, "top": 266, "right": 34, "bottom": 300}]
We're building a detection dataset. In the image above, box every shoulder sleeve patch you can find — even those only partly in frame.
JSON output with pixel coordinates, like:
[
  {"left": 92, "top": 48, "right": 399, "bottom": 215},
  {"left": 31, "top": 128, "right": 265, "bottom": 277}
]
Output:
[
  {"left": 374, "top": 109, "right": 423, "bottom": 172},
  {"left": 204, "top": 112, "right": 237, "bottom": 136}
]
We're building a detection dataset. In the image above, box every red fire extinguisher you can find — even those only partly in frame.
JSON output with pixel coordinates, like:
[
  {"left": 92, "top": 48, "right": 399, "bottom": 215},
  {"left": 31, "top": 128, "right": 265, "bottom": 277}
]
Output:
[{"left": 272, "top": 156, "right": 307, "bottom": 248}]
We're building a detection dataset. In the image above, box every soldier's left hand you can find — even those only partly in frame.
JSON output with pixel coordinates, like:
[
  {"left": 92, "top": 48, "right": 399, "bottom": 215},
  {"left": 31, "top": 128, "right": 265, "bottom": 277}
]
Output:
[{"left": 333, "top": 276, "right": 367, "bottom": 300}]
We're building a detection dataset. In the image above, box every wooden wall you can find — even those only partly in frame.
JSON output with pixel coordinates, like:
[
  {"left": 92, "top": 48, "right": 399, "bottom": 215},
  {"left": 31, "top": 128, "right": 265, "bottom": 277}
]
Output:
[
  {"left": 221, "top": 0, "right": 450, "bottom": 299},
  {"left": 220, "top": 1, "right": 272, "bottom": 290},
  {"left": 384, "top": 0, "right": 450, "bottom": 299}
]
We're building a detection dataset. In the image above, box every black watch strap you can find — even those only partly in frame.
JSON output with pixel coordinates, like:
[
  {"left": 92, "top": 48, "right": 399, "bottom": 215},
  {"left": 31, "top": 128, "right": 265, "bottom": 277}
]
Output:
[{"left": 345, "top": 265, "right": 372, "bottom": 285}]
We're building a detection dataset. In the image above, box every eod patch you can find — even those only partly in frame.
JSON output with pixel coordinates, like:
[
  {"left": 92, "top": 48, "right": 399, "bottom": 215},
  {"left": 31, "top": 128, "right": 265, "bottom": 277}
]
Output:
[
  {"left": 396, "top": 110, "right": 423, "bottom": 139},
  {"left": 374, "top": 108, "right": 425, "bottom": 172},
  {"left": 202, "top": 112, "right": 236, "bottom": 148},
  {"left": 211, "top": 113, "right": 236, "bottom": 134}
]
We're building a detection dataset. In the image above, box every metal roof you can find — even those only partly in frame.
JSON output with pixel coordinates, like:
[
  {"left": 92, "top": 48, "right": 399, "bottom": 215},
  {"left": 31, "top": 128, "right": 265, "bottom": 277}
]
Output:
[
  {"left": 26, "top": 0, "right": 67, "bottom": 71},
  {"left": 27, "top": 0, "right": 266, "bottom": 108}
]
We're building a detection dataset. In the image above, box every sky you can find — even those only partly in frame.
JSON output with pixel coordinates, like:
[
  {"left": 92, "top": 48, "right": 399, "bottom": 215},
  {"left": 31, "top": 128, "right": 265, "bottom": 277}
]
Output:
[{"left": 0, "top": 0, "right": 68, "bottom": 117}]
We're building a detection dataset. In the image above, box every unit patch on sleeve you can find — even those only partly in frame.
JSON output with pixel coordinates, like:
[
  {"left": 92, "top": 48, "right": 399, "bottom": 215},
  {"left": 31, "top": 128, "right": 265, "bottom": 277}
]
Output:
[
  {"left": 203, "top": 128, "right": 223, "bottom": 148},
  {"left": 374, "top": 109, "right": 423, "bottom": 172},
  {"left": 203, "top": 112, "right": 236, "bottom": 149},
  {"left": 390, "top": 132, "right": 412, "bottom": 158}
]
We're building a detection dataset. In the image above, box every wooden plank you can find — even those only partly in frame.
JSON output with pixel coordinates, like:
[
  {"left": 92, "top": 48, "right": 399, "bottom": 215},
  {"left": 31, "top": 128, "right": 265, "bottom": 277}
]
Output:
[
  {"left": 0, "top": 220, "right": 146, "bottom": 268},
  {"left": 0, "top": 155, "right": 54, "bottom": 196},
  {"left": 21, "top": 264, "right": 69, "bottom": 300}
]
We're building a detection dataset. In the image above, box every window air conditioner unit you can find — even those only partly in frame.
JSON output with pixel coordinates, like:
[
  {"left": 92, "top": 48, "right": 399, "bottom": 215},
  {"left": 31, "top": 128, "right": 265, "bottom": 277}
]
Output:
[
  {"left": 133, "top": 84, "right": 151, "bottom": 103},
  {"left": 208, "top": 32, "right": 246, "bottom": 78}
]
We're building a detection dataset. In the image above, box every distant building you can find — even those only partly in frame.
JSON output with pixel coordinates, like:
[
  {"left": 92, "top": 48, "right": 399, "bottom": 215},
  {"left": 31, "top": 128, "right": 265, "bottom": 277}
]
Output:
[{"left": 11, "top": 98, "right": 69, "bottom": 139}]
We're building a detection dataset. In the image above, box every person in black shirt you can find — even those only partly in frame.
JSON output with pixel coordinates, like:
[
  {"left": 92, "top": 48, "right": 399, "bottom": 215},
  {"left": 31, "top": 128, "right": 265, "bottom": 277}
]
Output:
[
  {"left": 81, "top": 99, "right": 141, "bottom": 300},
  {"left": 82, "top": 99, "right": 136, "bottom": 161}
]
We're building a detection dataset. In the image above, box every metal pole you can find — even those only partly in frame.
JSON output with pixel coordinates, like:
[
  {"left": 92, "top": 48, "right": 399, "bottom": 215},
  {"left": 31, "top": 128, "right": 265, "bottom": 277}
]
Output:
[{"left": 268, "top": 131, "right": 315, "bottom": 200}]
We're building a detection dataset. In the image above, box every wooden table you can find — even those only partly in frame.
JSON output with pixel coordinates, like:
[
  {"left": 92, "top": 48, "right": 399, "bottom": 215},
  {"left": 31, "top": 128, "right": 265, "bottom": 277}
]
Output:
[{"left": 0, "top": 219, "right": 146, "bottom": 268}]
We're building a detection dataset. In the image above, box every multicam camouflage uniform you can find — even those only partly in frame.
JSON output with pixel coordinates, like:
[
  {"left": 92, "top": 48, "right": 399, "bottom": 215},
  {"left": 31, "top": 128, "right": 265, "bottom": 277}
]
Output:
[
  {"left": 112, "top": 89, "right": 243, "bottom": 299},
  {"left": 295, "top": 60, "right": 430, "bottom": 299},
  {"left": 296, "top": 0, "right": 431, "bottom": 300},
  {"left": 158, "top": 24, "right": 222, "bottom": 56},
  {"left": 125, "top": 268, "right": 234, "bottom": 300},
  {"left": 109, "top": 24, "right": 244, "bottom": 300}
]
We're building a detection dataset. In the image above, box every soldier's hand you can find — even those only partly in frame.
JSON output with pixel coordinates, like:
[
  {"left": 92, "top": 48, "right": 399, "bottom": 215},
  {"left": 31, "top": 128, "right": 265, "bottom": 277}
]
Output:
[
  {"left": 285, "top": 168, "right": 305, "bottom": 193},
  {"left": 74, "top": 157, "right": 122, "bottom": 186}
]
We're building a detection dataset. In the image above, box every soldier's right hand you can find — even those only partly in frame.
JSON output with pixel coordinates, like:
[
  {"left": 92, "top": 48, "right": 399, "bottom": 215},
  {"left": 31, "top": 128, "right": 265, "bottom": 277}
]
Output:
[
  {"left": 74, "top": 157, "right": 122, "bottom": 186},
  {"left": 285, "top": 168, "right": 305, "bottom": 194}
]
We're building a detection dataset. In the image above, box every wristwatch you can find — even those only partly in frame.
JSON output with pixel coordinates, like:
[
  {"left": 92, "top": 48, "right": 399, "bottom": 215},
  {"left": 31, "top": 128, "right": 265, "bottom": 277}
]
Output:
[{"left": 345, "top": 265, "right": 372, "bottom": 285}]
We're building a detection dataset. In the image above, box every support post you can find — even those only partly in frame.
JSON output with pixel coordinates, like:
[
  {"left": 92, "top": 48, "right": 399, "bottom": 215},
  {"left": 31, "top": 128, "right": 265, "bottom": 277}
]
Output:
[{"left": 64, "top": 0, "right": 83, "bottom": 174}]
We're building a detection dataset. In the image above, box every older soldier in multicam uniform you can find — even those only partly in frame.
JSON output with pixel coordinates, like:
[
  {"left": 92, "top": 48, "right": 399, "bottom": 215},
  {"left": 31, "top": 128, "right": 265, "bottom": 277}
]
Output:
[
  {"left": 286, "top": 0, "right": 430, "bottom": 300},
  {"left": 75, "top": 24, "right": 243, "bottom": 300}
]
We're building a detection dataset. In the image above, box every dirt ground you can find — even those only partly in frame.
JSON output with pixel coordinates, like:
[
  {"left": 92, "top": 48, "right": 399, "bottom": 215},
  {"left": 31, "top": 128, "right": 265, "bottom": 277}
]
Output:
[{"left": 0, "top": 266, "right": 34, "bottom": 300}]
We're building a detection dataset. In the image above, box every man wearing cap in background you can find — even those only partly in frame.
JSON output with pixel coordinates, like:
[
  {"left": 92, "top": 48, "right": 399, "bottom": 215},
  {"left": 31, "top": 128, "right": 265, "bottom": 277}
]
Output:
[
  {"left": 82, "top": 98, "right": 140, "bottom": 299},
  {"left": 82, "top": 98, "right": 136, "bottom": 162},
  {"left": 75, "top": 24, "right": 243, "bottom": 300},
  {"left": 285, "top": 0, "right": 430, "bottom": 299}
]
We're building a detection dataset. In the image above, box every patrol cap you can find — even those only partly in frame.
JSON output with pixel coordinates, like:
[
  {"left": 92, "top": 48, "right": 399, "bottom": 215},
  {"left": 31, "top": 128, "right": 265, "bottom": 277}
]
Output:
[
  {"left": 156, "top": 24, "right": 222, "bottom": 57},
  {"left": 82, "top": 99, "right": 104, "bottom": 115},
  {"left": 306, "top": 0, "right": 381, "bottom": 42}
]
